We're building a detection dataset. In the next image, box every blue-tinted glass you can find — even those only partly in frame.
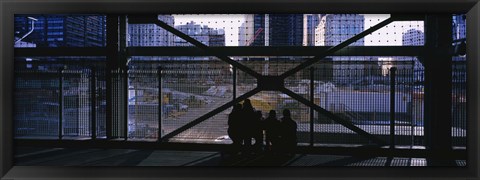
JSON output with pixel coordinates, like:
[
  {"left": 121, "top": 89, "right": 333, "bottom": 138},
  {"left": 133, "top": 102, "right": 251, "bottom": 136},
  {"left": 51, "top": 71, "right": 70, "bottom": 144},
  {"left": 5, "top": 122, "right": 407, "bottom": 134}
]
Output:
[{"left": 15, "top": 15, "right": 106, "bottom": 48}]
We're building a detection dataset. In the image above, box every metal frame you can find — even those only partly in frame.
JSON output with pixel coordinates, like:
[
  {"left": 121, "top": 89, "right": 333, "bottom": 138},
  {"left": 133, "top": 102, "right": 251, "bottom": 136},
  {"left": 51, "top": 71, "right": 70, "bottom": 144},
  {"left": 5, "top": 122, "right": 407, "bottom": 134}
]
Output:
[
  {"left": 423, "top": 14, "right": 455, "bottom": 166},
  {"left": 127, "top": 14, "right": 428, "bottom": 146},
  {"left": 10, "top": 13, "right": 457, "bottom": 147},
  {"left": 13, "top": 46, "right": 426, "bottom": 56},
  {"left": 1, "top": 0, "right": 479, "bottom": 179}
]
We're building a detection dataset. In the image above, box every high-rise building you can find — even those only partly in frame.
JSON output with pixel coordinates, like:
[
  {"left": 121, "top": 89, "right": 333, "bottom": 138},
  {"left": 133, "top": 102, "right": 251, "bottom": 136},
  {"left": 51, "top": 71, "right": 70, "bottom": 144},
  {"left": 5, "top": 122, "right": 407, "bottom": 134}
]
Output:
[
  {"left": 238, "top": 22, "right": 248, "bottom": 46},
  {"left": 402, "top": 29, "right": 424, "bottom": 46},
  {"left": 452, "top": 15, "right": 466, "bottom": 61},
  {"left": 174, "top": 21, "right": 225, "bottom": 47},
  {"left": 452, "top": 14, "right": 466, "bottom": 41},
  {"left": 314, "top": 14, "right": 365, "bottom": 83},
  {"left": 303, "top": 14, "right": 322, "bottom": 46},
  {"left": 315, "top": 14, "right": 364, "bottom": 47},
  {"left": 315, "top": 14, "right": 365, "bottom": 61},
  {"left": 14, "top": 15, "right": 106, "bottom": 47},
  {"left": 452, "top": 15, "right": 466, "bottom": 87},
  {"left": 173, "top": 21, "right": 225, "bottom": 61},
  {"left": 238, "top": 14, "right": 255, "bottom": 46},
  {"left": 248, "top": 14, "right": 304, "bottom": 46},
  {"left": 128, "top": 15, "right": 175, "bottom": 47}
]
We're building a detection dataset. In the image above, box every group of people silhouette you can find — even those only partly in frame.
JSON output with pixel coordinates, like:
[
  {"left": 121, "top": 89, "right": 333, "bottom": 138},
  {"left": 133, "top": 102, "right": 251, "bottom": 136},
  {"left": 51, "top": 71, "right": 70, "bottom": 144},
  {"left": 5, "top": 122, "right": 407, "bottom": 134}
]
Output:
[{"left": 227, "top": 99, "right": 297, "bottom": 156}]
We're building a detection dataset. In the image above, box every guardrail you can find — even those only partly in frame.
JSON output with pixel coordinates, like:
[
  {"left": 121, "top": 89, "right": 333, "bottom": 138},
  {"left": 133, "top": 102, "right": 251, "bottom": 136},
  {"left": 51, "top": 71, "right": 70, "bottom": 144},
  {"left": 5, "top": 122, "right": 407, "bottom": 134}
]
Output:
[{"left": 13, "top": 60, "right": 467, "bottom": 148}]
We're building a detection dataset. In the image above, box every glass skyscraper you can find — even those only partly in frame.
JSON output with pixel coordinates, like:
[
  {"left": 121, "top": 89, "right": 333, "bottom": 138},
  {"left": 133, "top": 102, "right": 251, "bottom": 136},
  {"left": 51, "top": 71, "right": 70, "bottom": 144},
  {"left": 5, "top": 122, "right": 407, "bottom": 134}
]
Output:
[
  {"left": 14, "top": 15, "right": 106, "bottom": 47},
  {"left": 315, "top": 14, "right": 364, "bottom": 46},
  {"left": 248, "top": 14, "right": 304, "bottom": 46}
]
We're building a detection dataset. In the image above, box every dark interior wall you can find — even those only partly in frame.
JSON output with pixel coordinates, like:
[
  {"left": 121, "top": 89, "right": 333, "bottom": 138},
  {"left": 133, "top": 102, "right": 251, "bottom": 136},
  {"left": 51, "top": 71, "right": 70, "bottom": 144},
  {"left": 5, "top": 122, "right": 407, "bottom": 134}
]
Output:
[
  {"left": 467, "top": 2, "right": 480, "bottom": 178},
  {"left": 1, "top": 0, "right": 479, "bottom": 179}
]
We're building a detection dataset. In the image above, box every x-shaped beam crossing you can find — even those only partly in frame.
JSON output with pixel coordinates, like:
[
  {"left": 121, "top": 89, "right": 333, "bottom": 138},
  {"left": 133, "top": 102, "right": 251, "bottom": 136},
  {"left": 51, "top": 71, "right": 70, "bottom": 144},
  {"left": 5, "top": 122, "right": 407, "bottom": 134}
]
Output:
[{"left": 128, "top": 14, "right": 423, "bottom": 145}]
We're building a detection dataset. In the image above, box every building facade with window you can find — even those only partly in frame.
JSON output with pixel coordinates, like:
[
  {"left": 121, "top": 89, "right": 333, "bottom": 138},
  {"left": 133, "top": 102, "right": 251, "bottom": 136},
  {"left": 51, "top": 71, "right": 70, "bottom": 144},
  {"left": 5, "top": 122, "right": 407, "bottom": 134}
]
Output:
[{"left": 14, "top": 15, "right": 106, "bottom": 47}]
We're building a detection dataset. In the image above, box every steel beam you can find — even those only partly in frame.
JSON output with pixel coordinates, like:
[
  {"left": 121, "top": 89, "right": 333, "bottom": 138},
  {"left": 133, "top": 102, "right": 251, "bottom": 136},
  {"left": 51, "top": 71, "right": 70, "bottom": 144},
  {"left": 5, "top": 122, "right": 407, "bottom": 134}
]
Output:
[
  {"left": 152, "top": 20, "right": 262, "bottom": 79},
  {"left": 390, "top": 67, "right": 397, "bottom": 149},
  {"left": 120, "top": 15, "right": 128, "bottom": 141},
  {"left": 126, "top": 46, "right": 426, "bottom": 57},
  {"left": 280, "top": 87, "right": 388, "bottom": 146},
  {"left": 105, "top": 15, "right": 119, "bottom": 140},
  {"left": 158, "top": 67, "right": 162, "bottom": 142},
  {"left": 423, "top": 14, "right": 454, "bottom": 166},
  {"left": 14, "top": 47, "right": 107, "bottom": 56},
  {"left": 129, "top": 15, "right": 262, "bottom": 79},
  {"left": 13, "top": 46, "right": 426, "bottom": 57}
]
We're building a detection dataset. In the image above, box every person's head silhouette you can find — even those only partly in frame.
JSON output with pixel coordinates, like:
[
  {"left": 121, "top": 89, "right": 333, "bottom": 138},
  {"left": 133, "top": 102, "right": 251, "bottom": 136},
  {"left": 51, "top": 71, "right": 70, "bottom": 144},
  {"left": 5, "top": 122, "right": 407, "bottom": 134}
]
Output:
[
  {"left": 283, "top": 109, "right": 291, "bottom": 118},
  {"left": 269, "top": 110, "right": 276, "bottom": 118},
  {"left": 243, "top": 99, "right": 253, "bottom": 109},
  {"left": 256, "top": 110, "right": 262, "bottom": 118},
  {"left": 232, "top": 103, "right": 242, "bottom": 112}
]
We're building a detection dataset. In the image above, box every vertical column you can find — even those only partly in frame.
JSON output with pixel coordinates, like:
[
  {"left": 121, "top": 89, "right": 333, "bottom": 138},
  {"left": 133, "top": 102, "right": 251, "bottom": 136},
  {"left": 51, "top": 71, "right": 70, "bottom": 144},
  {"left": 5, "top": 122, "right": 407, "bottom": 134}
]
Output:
[
  {"left": 123, "top": 66, "right": 128, "bottom": 140},
  {"left": 106, "top": 15, "right": 119, "bottom": 139},
  {"left": 58, "top": 67, "right": 64, "bottom": 140},
  {"left": 424, "top": 14, "right": 453, "bottom": 165},
  {"left": 120, "top": 16, "right": 128, "bottom": 141},
  {"left": 390, "top": 67, "right": 397, "bottom": 149},
  {"left": 466, "top": 3, "right": 480, "bottom": 174},
  {"left": 233, "top": 66, "right": 237, "bottom": 100},
  {"left": 158, "top": 66, "right": 162, "bottom": 142},
  {"left": 310, "top": 67, "right": 315, "bottom": 146},
  {"left": 91, "top": 67, "right": 97, "bottom": 139}
]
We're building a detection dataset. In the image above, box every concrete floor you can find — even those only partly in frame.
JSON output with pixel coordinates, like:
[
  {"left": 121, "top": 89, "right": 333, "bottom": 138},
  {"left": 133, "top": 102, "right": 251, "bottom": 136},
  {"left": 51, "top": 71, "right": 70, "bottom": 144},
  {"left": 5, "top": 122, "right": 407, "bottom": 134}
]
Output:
[{"left": 14, "top": 147, "right": 467, "bottom": 167}]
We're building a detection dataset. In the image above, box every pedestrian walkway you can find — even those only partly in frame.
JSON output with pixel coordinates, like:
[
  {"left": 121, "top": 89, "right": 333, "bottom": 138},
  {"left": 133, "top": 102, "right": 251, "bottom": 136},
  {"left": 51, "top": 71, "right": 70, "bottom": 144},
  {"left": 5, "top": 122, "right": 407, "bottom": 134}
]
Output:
[{"left": 14, "top": 147, "right": 466, "bottom": 167}]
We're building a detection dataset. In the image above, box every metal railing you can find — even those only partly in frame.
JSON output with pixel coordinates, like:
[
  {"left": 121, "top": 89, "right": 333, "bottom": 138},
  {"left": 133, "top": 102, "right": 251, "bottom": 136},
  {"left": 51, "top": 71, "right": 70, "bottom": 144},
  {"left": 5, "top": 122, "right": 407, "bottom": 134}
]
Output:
[{"left": 13, "top": 60, "right": 467, "bottom": 148}]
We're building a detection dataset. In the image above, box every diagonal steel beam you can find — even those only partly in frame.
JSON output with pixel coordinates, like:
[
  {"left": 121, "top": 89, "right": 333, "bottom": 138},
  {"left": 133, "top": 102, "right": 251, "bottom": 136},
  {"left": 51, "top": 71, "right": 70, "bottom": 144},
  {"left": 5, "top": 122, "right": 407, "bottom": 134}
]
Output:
[
  {"left": 280, "top": 16, "right": 396, "bottom": 79},
  {"left": 280, "top": 87, "right": 388, "bottom": 146},
  {"left": 162, "top": 87, "right": 262, "bottom": 141},
  {"left": 150, "top": 20, "right": 262, "bottom": 79}
]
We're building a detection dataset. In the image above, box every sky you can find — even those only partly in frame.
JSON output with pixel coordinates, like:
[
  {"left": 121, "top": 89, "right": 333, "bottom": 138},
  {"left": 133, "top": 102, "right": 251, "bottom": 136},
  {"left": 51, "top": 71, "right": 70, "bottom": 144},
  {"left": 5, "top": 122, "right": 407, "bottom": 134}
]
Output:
[{"left": 173, "top": 14, "right": 424, "bottom": 46}]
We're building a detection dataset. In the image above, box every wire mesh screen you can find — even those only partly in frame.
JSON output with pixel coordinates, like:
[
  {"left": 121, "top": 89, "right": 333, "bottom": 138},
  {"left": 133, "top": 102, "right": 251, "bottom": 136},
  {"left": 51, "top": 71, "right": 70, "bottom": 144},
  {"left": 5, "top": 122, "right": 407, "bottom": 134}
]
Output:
[
  {"left": 153, "top": 60, "right": 233, "bottom": 139},
  {"left": 392, "top": 62, "right": 417, "bottom": 146},
  {"left": 452, "top": 59, "right": 466, "bottom": 148},
  {"left": 168, "top": 107, "right": 231, "bottom": 144},
  {"left": 14, "top": 69, "right": 60, "bottom": 139},
  {"left": 235, "top": 63, "right": 257, "bottom": 98},
  {"left": 303, "top": 60, "right": 419, "bottom": 146},
  {"left": 62, "top": 69, "right": 92, "bottom": 139},
  {"left": 14, "top": 60, "right": 107, "bottom": 140},
  {"left": 168, "top": 91, "right": 311, "bottom": 145},
  {"left": 111, "top": 68, "right": 127, "bottom": 139},
  {"left": 12, "top": 14, "right": 467, "bottom": 153},
  {"left": 125, "top": 14, "right": 426, "bottom": 47},
  {"left": 95, "top": 68, "right": 107, "bottom": 138},
  {"left": 127, "top": 68, "right": 159, "bottom": 140}
]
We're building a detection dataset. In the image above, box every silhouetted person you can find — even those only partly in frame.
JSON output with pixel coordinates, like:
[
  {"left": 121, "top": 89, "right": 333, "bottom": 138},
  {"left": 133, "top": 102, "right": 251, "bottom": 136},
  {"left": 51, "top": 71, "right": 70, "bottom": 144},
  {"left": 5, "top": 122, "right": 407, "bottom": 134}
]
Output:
[
  {"left": 241, "top": 99, "right": 255, "bottom": 154},
  {"left": 280, "top": 109, "right": 297, "bottom": 155},
  {"left": 252, "top": 110, "right": 264, "bottom": 153},
  {"left": 264, "top": 110, "right": 281, "bottom": 153},
  {"left": 228, "top": 103, "right": 243, "bottom": 154}
]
